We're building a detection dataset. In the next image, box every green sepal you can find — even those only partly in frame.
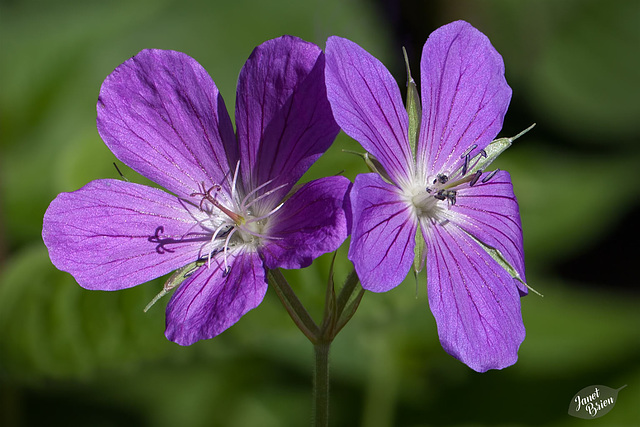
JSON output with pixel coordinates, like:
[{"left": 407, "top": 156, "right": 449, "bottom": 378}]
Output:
[
  {"left": 333, "top": 269, "right": 364, "bottom": 336},
  {"left": 320, "top": 253, "right": 338, "bottom": 334},
  {"left": 468, "top": 234, "right": 543, "bottom": 297},
  {"left": 343, "top": 149, "right": 393, "bottom": 183},
  {"left": 144, "top": 259, "right": 206, "bottom": 312},
  {"left": 413, "top": 226, "right": 426, "bottom": 274},
  {"left": 268, "top": 268, "right": 320, "bottom": 342},
  {"left": 403, "top": 47, "right": 421, "bottom": 158},
  {"left": 467, "top": 124, "right": 536, "bottom": 175}
]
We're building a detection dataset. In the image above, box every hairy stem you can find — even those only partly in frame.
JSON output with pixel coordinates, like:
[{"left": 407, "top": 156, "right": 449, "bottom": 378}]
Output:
[{"left": 313, "top": 341, "right": 331, "bottom": 427}]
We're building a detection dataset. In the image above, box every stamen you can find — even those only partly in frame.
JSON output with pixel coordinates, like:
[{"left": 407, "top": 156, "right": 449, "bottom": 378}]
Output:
[
  {"left": 204, "top": 224, "right": 235, "bottom": 268},
  {"left": 217, "top": 227, "right": 239, "bottom": 272},
  {"left": 197, "top": 245, "right": 223, "bottom": 263},
  {"left": 469, "top": 170, "right": 482, "bottom": 187},
  {"left": 206, "top": 242, "right": 214, "bottom": 268},
  {"left": 217, "top": 225, "right": 233, "bottom": 238},
  {"left": 245, "top": 202, "right": 284, "bottom": 224},
  {"left": 464, "top": 152, "right": 485, "bottom": 177},
  {"left": 222, "top": 266, "right": 231, "bottom": 278},
  {"left": 210, "top": 223, "right": 232, "bottom": 242},
  {"left": 242, "top": 181, "right": 289, "bottom": 211},
  {"left": 462, "top": 155, "right": 469, "bottom": 176},
  {"left": 482, "top": 168, "right": 500, "bottom": 183},
  {"left": 449, "top": 145, "right": 482, "bottom": 181},
  {"left": 230, "top": 161, "right": 241, "bottom": 202},
  {"left": 113, "top": 162, "right": 129, "bottom": 181},
  {"left": 436, "top": 173, "right": 448, "bottom": 184},
  {"left": 240, "top": 177, "right": 274, "bottom": 205},
  {"left": 460, "top": 144, "right": 478, "bottom": 159},
  {"left": 440, "top": 170, "right": 480, "bottom": 190},
  {"left": 434, "top": 190, "right": 456, "bottom": 206}
]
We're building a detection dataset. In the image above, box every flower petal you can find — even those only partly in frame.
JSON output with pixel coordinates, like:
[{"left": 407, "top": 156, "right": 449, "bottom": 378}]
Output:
[
  {"left": 165, "top": 248, "right": 267, "bottom": 346},
  {"left": 261, "top": 176, "right": 351, "bottom": 270},
  {"left": 42, "top": 179, "right": 207, "bottom": 290},
  {"left": 97, "top": 49, "right": 236, "bottom": 199},
  {"left": 447, "top": 170, "right": 527, "bottom": 294},
  {"left": 423, "top": 222, "right": 525, "bottom": 372},
  {"left": 325, "top": 36, "right": 413, "bottom": 186},
  {"left": 417, "top": 20, "right": 512, "bottom": 177},
  {"left": 235, "top": 36, "right": 339, "bottom": 205},
  {"left": 348, "top": 173, "right": 417, "bottom": 292}
]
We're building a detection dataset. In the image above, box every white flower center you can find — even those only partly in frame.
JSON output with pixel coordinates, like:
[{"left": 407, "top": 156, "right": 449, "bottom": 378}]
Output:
[
  {"left": 403, "top": 167, "right": 479, "bottom": 225},
  {"left": 190, "top": 162, "right": 285, "bottom": 272}
]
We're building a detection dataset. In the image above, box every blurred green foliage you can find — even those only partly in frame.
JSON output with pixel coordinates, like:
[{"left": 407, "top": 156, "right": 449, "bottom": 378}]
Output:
[{"left": 1, "top": 0, "right": 639, "bottom": 426}]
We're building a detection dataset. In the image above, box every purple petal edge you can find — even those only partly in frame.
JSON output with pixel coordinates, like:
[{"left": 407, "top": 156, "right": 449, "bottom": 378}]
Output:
[
  {"left": 261, "top": 175, "right": 351, "bottom": 270},
  {"left": 348, "top": 173, "right": 417, "bottom": 292},
  {"left": 417, "top": 20, "right": 512, "bottom": 177},
  {"left": 325, "top": 36, "right": 413, "bottom": 186},
  {"left": 449, "top": 170, "right": 527, "bottom": 294},
  {"left": 97, "top": 49, "right": 236, "bottom": 199},
  {"left": 165, "top": 248, "right": 267, "bottom": 346},
  {"left": 235, "top": 36, "right": 339, "bottom": 203},
  {"left": 424, "top": 222, "right": 525, "bottom": 372},
  {"left": 42, "top": 179, "right": 204, "bottom": 290}
]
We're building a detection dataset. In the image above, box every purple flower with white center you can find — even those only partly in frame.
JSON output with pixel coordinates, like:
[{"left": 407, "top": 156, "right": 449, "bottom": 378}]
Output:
[
  {"left": 42, "top": 36, "right": 350, "bottom": 346},
  {"left": 325, "top": 21, "right": 528, "bottom": 372}
]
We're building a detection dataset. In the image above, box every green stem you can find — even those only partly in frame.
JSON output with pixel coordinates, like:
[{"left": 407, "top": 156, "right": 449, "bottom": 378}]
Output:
[
  {"left": 269, "top": 264, "right": 363, "bottom": 427},
  {"left": 268, "top": 269, "right": 319, "bottom": 342},
  {"left": 313, "top": 341, "right": 331, "bottom": 427}
]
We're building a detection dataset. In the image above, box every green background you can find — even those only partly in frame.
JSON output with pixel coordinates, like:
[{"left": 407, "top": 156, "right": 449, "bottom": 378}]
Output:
[{"left": 1, "top": 0, "right": 639, "bottom": 425}]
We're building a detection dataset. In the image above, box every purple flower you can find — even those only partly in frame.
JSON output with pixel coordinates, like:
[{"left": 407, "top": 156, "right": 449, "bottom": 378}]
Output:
[
  {"left": 42, "top": 36, "right": 350, "bottom": 346},
  {"left": 325, "top": 21, "right": 527, "bottom": 371}
]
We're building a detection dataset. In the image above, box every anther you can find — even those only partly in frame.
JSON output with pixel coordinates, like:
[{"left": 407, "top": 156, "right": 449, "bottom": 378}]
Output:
[
  {"left": 434, "top": 189, "right": 457, "bottom": 205},
  {"left": 113, "top": 162, "right": 129, "bottom": 181},
  {"left": 462, "top": 154, "right": 470, "bottom": 176},
  {"left": 217, "top": 225, "right": 233, "bottom": 239},
  {"left": 469, "top": 170, "right": 482, "bottom": 187},
  {"left": 432, "top": 173, "right": 449, "bottom": 185},
  {"left": 222, "top": 266, "right": 231, "bottom": 278},
  {"left": 448, "top": 191, "right": 457, "bottom": 206},
  {"left": 481, "top": 168, "right": 500, "bottom": 183},
  {"left": 460, "top": 144, "right": 478, "bottom": 159}
]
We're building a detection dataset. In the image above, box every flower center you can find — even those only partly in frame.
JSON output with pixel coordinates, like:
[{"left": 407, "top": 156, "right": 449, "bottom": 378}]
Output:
[
  {"left": 407, "top": 143, "right": 500, "bottom": 222},
  {"left": 189, "top": 162, "right": 285, "bottom": 273}
]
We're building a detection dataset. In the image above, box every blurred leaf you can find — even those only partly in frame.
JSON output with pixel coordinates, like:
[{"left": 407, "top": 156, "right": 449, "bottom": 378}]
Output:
[
  {"left": 518, "top": 280, "right": 640, "bottom": 373},
  {"left": 0, "top": 245, "right": 173, "bottom": 380},
  {"left": 497, "top": 142, "right": 640, "bottom": 265},
  {"left": 529, "top": 0, "right": 640, "bottom": 142},
  {"left": 482, "top": 0, "right": 640, "bottom": 144}
]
